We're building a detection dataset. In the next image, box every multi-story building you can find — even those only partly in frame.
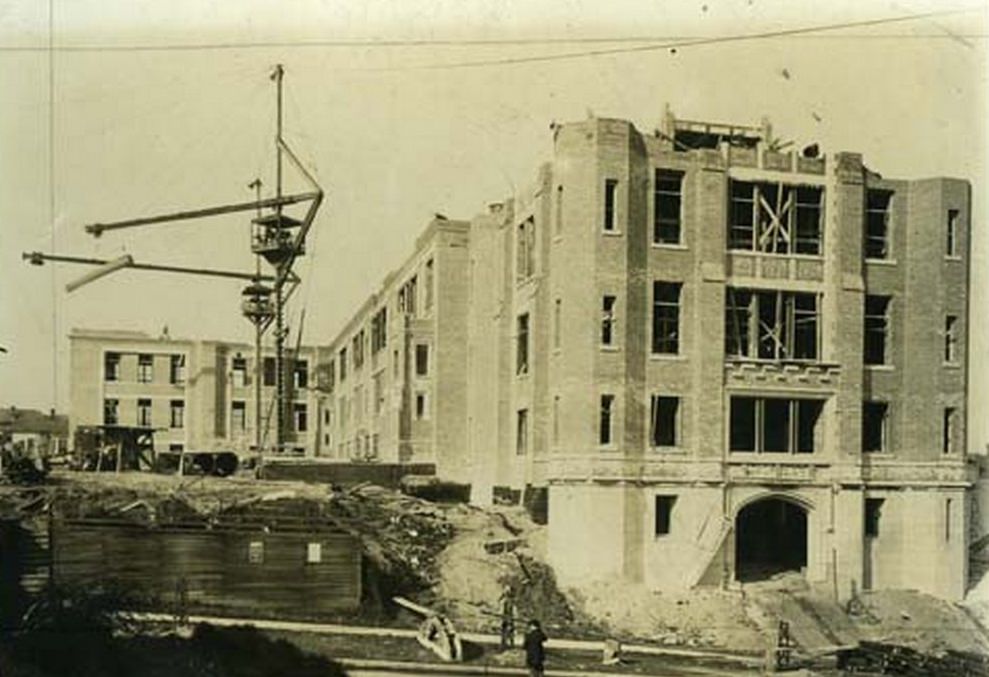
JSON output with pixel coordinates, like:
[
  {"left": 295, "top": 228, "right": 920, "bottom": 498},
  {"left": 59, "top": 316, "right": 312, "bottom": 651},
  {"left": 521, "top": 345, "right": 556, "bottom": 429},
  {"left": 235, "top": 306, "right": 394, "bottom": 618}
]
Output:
[
  {"left": 465, "top": 113, "right": 972, "bottom": 601},
  {"left": 69, "top": 328, "right": 326, "bottom": 456},
  {"left": 315, "top": 219, "right": 471, "bottom": 478}
]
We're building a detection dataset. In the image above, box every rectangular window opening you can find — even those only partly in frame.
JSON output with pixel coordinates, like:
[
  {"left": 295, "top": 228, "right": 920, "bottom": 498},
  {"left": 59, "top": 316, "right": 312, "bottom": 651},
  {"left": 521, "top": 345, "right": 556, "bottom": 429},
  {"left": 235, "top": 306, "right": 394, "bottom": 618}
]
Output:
[
  {"left": 170, "top": 399, "right": 185, "bottom": 429},
  {"left": 516, "top": 313, "right": 530, "bottom": 375},
  {"left": 865, "top": 190, "right": 892, "bottom": 260},
  {"left": 650, "top": 395, "right": 679, "bottom": 447},
  {"left": 945, "top": 315, "right": 958, "bottom": 364},
  {"left": 232, "top": 400, "right": 246, "bottom": 431},
  {"left": 415, "top": 343, "right": 430, "bottom": 376},
  {"left": 137, "top": 398, "right": 152, "bottom": 427},
  {"left": 516, "top": 409, "right": 528, "bottom": 455},
  {"left": 654, "top": 170, "right": 683, "bottom": 245},
  {"left": 654, "top": 495, "right": 677, "bottom": 536},
  {"left": 946, "top": 209, "right": 959, "bottom": 257},
  {"left": 170, "top": 354, "right": 186, "bottom": 385},
  {"left": 603, "top": 179, "right": 618, "bottom": 231},
  {"left": 137, "top": 354, "right": 154, "bottom": 384},
  {"left": 652, "top": 282, "right": 681, "bottom": 355},
  {"left": 865, "top": 498, "right": 884, "bottom": 538},
  {"left": 943, "top": 407, "right": 957, "bottom": 454},
  {"left": 104, "top": 352, "right": 121, "bottom": 382},
  {"left": 599, "top": 394, "right": 615, "bottom": 446},
  {"left": 864, "top": 295, "right": 891, "bottom": 366},
  {"left": 862, "top": 401, "right": 888, "bottom": 453},
  {"left": 602, "top": 295, "right": 617, "bottom": 346},
  {"left": 729, "top": 396, "right": 822, "bottom": 454}
]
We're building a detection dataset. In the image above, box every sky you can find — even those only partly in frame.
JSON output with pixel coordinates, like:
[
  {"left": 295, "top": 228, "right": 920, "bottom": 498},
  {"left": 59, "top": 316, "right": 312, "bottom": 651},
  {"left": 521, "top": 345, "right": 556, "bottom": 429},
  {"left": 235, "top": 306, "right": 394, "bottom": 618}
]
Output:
[{"left": 0, "top": 0, "right": 986, "bottom": 450}]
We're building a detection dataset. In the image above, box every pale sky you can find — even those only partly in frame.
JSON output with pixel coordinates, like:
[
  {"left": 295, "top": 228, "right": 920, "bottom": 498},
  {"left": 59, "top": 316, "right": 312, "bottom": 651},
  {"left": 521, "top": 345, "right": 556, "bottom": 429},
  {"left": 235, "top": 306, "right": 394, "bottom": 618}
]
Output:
[{"left": 0, "top": 0, "right": 986, "bottom": 451}]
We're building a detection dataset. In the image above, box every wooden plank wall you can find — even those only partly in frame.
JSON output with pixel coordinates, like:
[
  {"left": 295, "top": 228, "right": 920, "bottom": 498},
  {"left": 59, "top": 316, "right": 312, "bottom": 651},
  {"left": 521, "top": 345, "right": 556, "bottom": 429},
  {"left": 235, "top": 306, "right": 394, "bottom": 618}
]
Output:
[{"left": 50, "top": 522, "right": 362, "bottom": 617}]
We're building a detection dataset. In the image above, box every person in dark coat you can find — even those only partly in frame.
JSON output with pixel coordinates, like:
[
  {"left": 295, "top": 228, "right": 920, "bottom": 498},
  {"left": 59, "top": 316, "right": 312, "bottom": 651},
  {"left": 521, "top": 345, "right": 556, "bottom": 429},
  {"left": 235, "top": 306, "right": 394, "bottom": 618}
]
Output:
[{"left": 522, "top": 619, "right": 547, "bottom": 677}]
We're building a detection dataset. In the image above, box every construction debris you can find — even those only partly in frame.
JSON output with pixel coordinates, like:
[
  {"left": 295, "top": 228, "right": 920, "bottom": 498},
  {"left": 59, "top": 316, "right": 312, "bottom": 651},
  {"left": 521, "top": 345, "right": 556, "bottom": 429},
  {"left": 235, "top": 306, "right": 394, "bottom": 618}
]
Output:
[
  {"left": 836, "top": 640, "right": 989, "bottom": 676},
  {"left": 393, "top": 596, "right": 463, "bottom": 662}
]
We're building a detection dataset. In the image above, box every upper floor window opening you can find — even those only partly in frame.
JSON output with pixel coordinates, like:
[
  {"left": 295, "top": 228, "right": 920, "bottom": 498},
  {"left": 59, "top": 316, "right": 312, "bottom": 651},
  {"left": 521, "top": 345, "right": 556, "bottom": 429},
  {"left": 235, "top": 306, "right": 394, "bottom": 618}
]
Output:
[
  {"left": 865, "top": 190, "right": 893, "bottom": 260},
  {"left": 946, "top": 209, "right": 960, "bottom": 258},
  {"left": 652, "top": 282, "right": 682, "bottom": 355},
  {"left": 725, "top": 288, "right": 819, "bottom": 361},
  {"left": 654, "top": 170, "right": 683, "bottom": 245},
  {"left": 864, "top": 295, "right": 891, "bottom": 366},
  {"left": 516, "top": 216, "right": 536, "bottom": 281},
  {"left": 603, "top": 179, "right": 619, "bottom": 232},
  {"left": 137, "top": 354, "right": 154, "bottom": 383},
  {"left": 728, "top": 180, "right": 823, "bottom": 255}
]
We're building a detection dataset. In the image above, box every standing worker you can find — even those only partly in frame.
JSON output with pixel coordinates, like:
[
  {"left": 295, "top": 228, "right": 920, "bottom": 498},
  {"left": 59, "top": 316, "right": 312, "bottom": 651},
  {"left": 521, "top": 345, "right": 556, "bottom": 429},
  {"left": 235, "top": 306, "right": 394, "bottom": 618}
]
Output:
[
  {"left": 499, "top": 584, "right": 516, "bottom": 649},
  {"left": 523, "top": 619, "right": 547, "bottom": 677}
]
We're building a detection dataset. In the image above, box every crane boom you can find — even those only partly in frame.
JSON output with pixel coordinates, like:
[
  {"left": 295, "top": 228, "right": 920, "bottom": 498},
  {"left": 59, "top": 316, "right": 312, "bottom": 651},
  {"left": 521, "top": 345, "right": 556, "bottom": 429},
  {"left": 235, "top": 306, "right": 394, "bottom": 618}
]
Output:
[
  {"left": 22, "top": 251, "right": 282, "bottom": 283},
  {"left": 85, "top": 191, "right": 322, "bottom": 237}
]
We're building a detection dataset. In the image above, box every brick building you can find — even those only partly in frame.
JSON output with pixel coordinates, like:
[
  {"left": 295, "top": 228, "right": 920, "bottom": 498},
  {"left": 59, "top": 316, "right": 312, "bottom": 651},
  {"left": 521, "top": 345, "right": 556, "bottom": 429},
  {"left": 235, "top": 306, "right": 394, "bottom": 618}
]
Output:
[
  {"left": 464, "top": 113, "right": 972, "bottom": 601},
  {"left": 315, "top": 219, "right": 471, "bottom": 477},
  {"left": 69, "top": 328, "right": 325, "bottom": 456}
]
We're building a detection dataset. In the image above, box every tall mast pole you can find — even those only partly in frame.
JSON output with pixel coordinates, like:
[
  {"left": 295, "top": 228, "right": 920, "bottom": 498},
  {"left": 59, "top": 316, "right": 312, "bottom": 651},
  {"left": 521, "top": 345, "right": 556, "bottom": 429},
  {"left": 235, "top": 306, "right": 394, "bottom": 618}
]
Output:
[
  {"left": 272, "top": 63, "right": 286, "bottom": 453},
  {"left": 249, "top": 178, "right": 264, "bottom": 458}
]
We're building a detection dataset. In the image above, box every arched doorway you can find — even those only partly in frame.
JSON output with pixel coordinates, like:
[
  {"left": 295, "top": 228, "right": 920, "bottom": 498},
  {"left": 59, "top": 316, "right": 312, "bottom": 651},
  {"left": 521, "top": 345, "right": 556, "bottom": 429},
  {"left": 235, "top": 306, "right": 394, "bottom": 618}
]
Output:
[{"left": 735, "top": 497, "right": 808, "bottom": 582}]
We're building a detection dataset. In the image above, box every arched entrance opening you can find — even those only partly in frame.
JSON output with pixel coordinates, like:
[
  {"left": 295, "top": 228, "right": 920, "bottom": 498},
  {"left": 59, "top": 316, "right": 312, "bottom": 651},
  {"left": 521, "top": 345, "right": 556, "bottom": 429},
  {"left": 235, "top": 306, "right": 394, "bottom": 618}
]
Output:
[{"left": 735, "top": 497, "right": 808, "bottom": 582}]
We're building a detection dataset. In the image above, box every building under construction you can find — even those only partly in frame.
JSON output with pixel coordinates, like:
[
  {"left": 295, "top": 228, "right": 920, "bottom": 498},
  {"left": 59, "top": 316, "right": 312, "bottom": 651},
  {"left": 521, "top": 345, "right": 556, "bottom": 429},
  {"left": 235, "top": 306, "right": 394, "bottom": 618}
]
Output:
[{"left": 317, "top": 111, "right": 973, "bottom": 601}]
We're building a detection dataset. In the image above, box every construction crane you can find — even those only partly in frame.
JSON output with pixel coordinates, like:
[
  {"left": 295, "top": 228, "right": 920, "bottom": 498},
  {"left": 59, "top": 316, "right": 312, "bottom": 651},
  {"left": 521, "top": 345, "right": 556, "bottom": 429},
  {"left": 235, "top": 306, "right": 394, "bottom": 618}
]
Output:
[{"left": 23, "top": 65, "right": 324, "bottom": 459}]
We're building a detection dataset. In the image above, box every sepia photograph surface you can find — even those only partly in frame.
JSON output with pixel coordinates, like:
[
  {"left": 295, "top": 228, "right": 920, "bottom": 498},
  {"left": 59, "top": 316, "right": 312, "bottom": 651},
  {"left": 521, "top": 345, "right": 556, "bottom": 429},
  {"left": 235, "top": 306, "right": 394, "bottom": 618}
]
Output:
[{"left": 1, "top": 1, "right": 987, "bottom": 675}]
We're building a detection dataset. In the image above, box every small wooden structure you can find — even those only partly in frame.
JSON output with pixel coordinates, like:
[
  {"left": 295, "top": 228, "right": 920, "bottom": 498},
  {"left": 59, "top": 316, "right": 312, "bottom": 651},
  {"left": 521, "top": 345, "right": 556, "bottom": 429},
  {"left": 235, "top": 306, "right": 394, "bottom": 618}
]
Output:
[{"left": 74, "top": 425, "right": 158, "bottom": 472}]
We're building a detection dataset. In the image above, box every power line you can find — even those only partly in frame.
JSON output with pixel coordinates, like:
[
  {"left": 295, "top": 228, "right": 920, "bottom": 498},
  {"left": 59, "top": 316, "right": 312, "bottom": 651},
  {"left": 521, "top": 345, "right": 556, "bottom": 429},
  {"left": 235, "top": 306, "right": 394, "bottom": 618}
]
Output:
[{"left": 0, "top": 7, "right": 983, "bottom": 55}]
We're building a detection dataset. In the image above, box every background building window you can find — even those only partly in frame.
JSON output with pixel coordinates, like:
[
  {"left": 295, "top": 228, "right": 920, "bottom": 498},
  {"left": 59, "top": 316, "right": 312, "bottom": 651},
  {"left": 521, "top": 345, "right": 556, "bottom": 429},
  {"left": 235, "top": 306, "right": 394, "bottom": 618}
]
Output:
[
  {"left": 555, "top": 185, "right": 563, "bottom": 235},
  {"left": 294, "top": 403, "right": 308, "bottom": 433},
  {"left": 945, "top": 315, "right": 958, "bottom": 364},
  {"left": 654, "top": 170, "right": 683, "bottom": 244},
  {"left": 516, "top": 313, "right": 530, "bottom": 375},
  {"left": 170, "top": 400, "right": 185, "bottom": 429},
  {"left": 516, "top": 217, "right": 536, "bottom": 280},
  {"left": 294, "top": 360, "right": 309, "bottom": 389},
  {"left": 601, "top": 295, "right": 617, "bottom": 346},
  {"left": 103, "top": 398, "right": 119, "bottom": 425},
  {"left": 232, "top": 401, "right": 246, "bottom": 431},
  {"left": 943, "top": 407, "right": 958, "bottom": 454},
  {"left": 553, "top": 299, "right": 561, "bottom": 350},
  {"left": 516, "top": 409, "right": 528, "bottom": 455},
  {"left": 232, "top": 356, "right": 247, "bottom": 388},
  {"left": 415, "top": 392, "right": 428, "bottom": 420},
  {"left": 104, "top": 352, "right": 120, "bottom": 382},
  {"left": 946, "top": 209, "right": 959, "bottom": 257},
  {"left": 603, "top": 179, "right": 618, "bottom": 231},
  {"left": 424, "top": 258, "right": 434, "bottom": 310},
  {"left": 338, "top": 349, "right": 347, "bottom": 382},
  {"left": 137, "top": 354, "right": 154, "bottom": 383},
  {"left": 599, "top": 394, "right": 615, "bottom": 446},
  {"left": 862, "top": 401, "right": 887, "bottom": 453},
  {"left": 415, "top": 344, "right": 430, "bottom": 376},
  {"left": 654, "top": 495, "right": 677, "bottom": 536},
  {"left": 652, "top": 282, "right": 681, "bottom": 354},
  {"left": 864, "top": 295, "right": 891, "bottom": 365},
  {"left": 865, "top": 190, "right": 892, "bottom": 259},
  {"left": 650, "top": 396, "right": 679, "bottom": 447},
  {"left": 264, "top": 356, "right": 278, "bottom": 386},
  {"left": 170, "top": 354, "right": 185, "bottom": 384},
  {"left": 137, "top": 398, "right": 152, "bottom": 427}
]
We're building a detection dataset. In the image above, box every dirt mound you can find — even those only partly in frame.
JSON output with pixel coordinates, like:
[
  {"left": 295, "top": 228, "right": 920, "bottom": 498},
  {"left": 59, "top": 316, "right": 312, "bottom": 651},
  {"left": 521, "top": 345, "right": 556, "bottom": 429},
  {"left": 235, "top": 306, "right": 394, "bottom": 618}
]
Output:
[
  {"left": 858, "top": 589, "right": 989, "bottom": 656},
  {"left": 570, "top": 579, "right": 765, "bottom": 649}
]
